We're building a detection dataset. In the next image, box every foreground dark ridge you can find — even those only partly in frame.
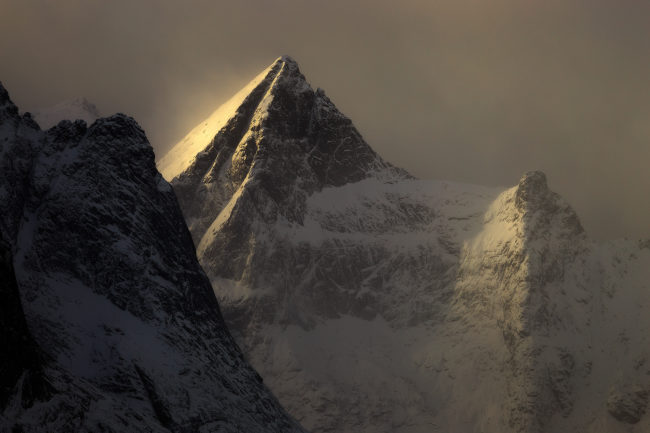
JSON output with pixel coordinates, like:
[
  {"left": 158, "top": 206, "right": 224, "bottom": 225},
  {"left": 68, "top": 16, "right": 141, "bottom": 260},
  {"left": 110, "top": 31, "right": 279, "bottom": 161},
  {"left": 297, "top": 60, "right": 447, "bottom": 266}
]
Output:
[{"left": 0, "top": 82, "right": 305, "bottom": 433}]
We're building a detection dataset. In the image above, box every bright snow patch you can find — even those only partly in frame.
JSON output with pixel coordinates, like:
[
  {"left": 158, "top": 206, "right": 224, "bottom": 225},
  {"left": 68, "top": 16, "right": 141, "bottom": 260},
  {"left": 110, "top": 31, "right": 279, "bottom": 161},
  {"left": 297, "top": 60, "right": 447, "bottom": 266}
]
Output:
[{"left": 157, "top": 60, "right": 282, "bottom": 181}]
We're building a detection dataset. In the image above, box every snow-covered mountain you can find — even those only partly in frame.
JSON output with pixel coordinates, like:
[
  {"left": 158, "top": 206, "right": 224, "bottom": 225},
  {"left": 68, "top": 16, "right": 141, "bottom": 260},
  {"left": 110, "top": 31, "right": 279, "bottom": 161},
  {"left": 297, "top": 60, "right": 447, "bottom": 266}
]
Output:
[
  {"left": 0, "top": 83, "right": 305, "bottom": 433},
  {"left": 31, "top": 97, "right": 101, "bottom": 129},
  {"left": 161, "top": 56, "right": 650, "bottom": 433}
]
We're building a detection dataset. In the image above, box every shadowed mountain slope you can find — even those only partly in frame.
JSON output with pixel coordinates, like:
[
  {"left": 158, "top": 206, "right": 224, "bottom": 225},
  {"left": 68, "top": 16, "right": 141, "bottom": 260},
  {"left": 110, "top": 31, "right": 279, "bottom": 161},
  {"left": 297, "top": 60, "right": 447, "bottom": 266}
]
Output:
[{"left": 0, "top": 82, "right": 305, "bottom": 433}]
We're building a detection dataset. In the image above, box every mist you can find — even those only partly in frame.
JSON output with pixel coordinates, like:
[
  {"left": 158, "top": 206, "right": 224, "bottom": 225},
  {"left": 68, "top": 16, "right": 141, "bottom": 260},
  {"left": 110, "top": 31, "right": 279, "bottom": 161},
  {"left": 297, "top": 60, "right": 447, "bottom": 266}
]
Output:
[{"left": 1, "top": 0, "right": 648, "bottom": 240}]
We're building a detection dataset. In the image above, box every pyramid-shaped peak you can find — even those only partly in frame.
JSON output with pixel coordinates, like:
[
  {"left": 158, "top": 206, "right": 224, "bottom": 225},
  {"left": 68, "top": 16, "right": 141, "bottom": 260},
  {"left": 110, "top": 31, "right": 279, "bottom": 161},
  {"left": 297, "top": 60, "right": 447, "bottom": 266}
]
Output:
[
  {"left": 263, "top": 56, "right": 312, "bottom": 88},
  {"left": 268, "top": 55, "right": 309, "bottom": 91},
  {"left": 162, "top": 55, "right": 407, "bottom": 248},
  {"left": 270, "top": 55, "right": 302, "bottom": 75},
  {"left": 277, "top": 55, "right": 298, "bottom": 65},
  {"left": 159, "top": 54, "right": 405, "bottom": 183}
]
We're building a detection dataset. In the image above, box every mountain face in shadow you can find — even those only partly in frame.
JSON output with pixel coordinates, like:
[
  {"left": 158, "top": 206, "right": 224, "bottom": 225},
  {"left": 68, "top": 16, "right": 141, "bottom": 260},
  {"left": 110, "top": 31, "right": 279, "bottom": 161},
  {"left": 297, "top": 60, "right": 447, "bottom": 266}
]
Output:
[{"left": 0, "top": 82, "right": 305, "bottom": 433}]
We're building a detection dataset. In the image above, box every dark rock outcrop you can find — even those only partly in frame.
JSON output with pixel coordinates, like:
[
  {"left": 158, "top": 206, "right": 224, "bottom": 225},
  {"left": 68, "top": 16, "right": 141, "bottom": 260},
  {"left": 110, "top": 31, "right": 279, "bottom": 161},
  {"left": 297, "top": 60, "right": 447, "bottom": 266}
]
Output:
[
  {"left": 607, "top": 386, "right": 649, "bottom": 424},
  {"left": 0, "top": 81, "right": 304, "bottom": 433},
  {"left": 0, "top": 232, "right": 52, "bottom": 412}
]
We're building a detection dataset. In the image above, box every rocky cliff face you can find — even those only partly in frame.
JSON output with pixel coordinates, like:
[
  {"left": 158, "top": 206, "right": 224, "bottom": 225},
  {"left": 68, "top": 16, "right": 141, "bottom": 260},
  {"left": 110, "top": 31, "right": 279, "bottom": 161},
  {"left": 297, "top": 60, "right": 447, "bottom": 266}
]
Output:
[
  {"left": 163, "top": 57, "right": 650, "bottom": 433},
  {"left": 0, "top": 231, "right": 52, "bottom": 414},
  {"left": 450, "top": 171, "right": 589, "bottom": 433},
  {"left": 0, "top": 82, "right": 304, "bottom": 433}
]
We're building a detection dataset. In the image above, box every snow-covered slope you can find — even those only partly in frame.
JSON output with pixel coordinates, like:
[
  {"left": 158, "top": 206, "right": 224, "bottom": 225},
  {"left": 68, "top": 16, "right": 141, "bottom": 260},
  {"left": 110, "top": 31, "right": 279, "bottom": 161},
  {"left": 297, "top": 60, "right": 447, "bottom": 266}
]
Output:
[
  {"left": 31, "top": 97, "right": 100, "bottom": 129},
  {"left": 163, "top": 57, "right": 650, "bottom": 433},
  {"left": 0, "top": 82, "right": 305, "bottom": 433},
  {"left": 158, "top": 62, "right": 279, "bottom": 181}
]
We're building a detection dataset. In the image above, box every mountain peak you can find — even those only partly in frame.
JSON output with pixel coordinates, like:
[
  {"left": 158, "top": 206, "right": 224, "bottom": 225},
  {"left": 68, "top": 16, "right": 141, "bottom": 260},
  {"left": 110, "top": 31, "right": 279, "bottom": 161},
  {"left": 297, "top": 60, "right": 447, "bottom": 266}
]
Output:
[
  {"left": 0, "top": 81, "right": 9, "bottom": 104},
  {"left": 515, "top": 170, "right": 550, "bottom": 212},
  {"left": 0, "top": 82, "right": 20, "bottom": 123},
  {"left": 512, "top": 170, "right": 584, "bottom": 237},
  {"left": 267, "top": 55, "right": 310, "bottom": 96},
  {"left": 164, "top": 56, "right": 407, "bottom": 278},
  {"left": 159, "top": 56, "right": 405, "bottom": 186},
  {"left": 277, "top": 55, "right": 298, "bottom": 65},
  {"left": 88, "top": 113, "right": 147, "bottom": 143},
  {"left": 268, "top": 55, "right": 301, "bottom": 76}
]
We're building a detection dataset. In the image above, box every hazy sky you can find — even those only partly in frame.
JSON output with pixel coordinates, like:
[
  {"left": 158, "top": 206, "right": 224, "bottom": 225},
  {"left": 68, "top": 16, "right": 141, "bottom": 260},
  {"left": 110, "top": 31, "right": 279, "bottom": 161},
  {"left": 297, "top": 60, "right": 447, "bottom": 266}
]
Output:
[{"left": 1, "top": 0, "right": 648, "bottom": 240}]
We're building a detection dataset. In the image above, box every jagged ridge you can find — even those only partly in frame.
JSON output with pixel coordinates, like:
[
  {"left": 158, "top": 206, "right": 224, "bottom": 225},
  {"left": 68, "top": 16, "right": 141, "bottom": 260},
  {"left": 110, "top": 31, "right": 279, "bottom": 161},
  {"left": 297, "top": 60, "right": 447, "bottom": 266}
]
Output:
[{"left": 0, "top": 81, "right": 305, "bottom": 433}]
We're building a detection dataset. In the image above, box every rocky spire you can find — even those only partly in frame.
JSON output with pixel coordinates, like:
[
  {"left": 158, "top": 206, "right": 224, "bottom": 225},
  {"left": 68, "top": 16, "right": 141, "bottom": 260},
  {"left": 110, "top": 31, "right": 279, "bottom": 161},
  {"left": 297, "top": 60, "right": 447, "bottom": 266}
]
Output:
[{"left": 165, "top": 56, "right": 408, "bottom": 254}]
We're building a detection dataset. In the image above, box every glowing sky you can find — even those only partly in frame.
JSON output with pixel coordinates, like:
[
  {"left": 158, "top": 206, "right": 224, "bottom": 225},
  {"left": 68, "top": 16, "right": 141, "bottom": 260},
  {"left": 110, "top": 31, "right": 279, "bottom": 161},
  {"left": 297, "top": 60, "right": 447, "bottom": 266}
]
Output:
[{"left": 1, "top": 0, "right": 648, "bottom": 239}]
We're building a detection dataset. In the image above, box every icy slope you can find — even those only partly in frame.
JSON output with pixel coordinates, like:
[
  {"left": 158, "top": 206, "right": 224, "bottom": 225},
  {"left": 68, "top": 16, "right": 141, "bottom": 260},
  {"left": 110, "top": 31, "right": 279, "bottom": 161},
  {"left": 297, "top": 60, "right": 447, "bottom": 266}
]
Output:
[
  {"left": 164, "top": 56, "right": 650, "bottom": 433},
  {"left": 0, "top": 82, "right": 305, "bottom": 433},
  {"left": 31, "top": 97, "right": 101, "bottom": 129}
]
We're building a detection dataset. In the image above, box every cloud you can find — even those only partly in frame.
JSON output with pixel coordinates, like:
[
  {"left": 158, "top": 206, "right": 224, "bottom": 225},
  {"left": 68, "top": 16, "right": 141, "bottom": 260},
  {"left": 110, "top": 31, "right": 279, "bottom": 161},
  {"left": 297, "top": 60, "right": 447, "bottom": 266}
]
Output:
[{"left": 1, "top": 0, "right": 648, "bottom": 239}]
